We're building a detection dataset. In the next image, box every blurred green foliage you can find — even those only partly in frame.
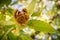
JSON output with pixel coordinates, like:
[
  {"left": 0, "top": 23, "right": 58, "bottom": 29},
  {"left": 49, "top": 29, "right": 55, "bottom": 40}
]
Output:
[
  {"left": 0, "top": 0, "right": 60, "bottom": 40},
  {"left": 0, "top": 0, "right": 11, "bottom": 9}
]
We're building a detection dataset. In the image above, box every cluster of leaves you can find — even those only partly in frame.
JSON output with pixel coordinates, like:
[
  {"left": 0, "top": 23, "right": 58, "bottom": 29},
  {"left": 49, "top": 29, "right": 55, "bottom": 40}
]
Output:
[{"left": 0, "top": 0, "right": 11, "bottom": 9}]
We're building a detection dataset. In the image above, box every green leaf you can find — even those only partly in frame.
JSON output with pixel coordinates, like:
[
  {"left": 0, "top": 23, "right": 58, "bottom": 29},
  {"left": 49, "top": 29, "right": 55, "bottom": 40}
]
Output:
[
  {"left": 1, "top": 25, "right": 16, "bottom": 40},
  {"left": 57, "top": 28, "right": 60, "bottom": 34},
  {"left": 19, "top": 35, "right": 32, "bottom": 40},
  {"left": 6, "top": 7, "right": 13, "bottom": 16},
  {"left": 0, "top": 0, "right": 11, "bottom": 9},
  {"left": 57, "top": 35, "right": 60, "bottom": 40},
  {"left": 27, "top": 19, "right": 56, "bottom": 33},
  {"left": 0, "top": 30, "right": 4, "bottom": 40},
  {"left": 5, "top": 25, "right": 16, "bottom": 31},
  {"left": 32, "top": 12, "right": 40, "bottom": 16},
  {"left": 7, "top": 32, "right": 16, "bottom": 40},
  {"left": 57, "top": 18, "right": 60, "bottom": 28},
  {"left": 32, "top": 8, "right": 42, "bottom": 16},
  {"left": 7, "top": 8, "right": 13, "bottom": 14},
  {"left": 16, "top": 36, "right": 22, "bottom": 40},
  {"left": 16, "top": 35, "right": 32, "bottom": 40},
  {"left": 0, "top": 13, "right": 5, "bottom": 21},
  {"left": 27, "top": 0, "right": 36, "bottom": 14},
  {"left": 16, "top": 30, "right": 33, "bottom": 40}
]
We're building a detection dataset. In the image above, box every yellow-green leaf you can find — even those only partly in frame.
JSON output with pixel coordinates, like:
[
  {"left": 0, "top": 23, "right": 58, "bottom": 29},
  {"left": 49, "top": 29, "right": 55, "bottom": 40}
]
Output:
[
  {"left": 27, "top": 19, "right": 56, "bottom": 33},
  {"left": 27, "top": 0, "right": 36, "bottom": 14}
]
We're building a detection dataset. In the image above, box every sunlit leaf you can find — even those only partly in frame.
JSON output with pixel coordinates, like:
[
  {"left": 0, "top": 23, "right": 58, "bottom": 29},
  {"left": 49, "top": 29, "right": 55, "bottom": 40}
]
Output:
[
  {"left": 20, "top": 35, "right": 32, "bottom": 40},
  {"left": 16, "top": 30, "right": 33, "bottom": 40},
  {"left": 27, "top": 0, "right": 36, "bottom": 14},
  {"left": 32, "top": 8, "right": 42, "bottom": 16},
  {"left": 27, "top": 19, "right": 56, "bottom": 33},
  {"left": 0, "top": 13, "right": 5, "bottom": 21}
]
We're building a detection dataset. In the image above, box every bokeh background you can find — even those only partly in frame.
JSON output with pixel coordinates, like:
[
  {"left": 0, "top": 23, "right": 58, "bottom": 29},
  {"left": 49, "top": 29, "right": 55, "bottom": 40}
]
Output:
[{"left": 0, "top": 0, "right": 60, "bottom": 40}]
